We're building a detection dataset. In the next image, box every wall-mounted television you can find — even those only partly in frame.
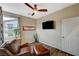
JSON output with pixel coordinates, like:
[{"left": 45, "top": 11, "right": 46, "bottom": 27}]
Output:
[{"left": 42, "top": 20, "right": 55, "bottom": 29}]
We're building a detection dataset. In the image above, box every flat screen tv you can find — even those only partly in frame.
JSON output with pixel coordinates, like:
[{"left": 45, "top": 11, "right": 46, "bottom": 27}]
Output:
[{"left": 42, "top": 21, "right": 55, "bottom": 29}]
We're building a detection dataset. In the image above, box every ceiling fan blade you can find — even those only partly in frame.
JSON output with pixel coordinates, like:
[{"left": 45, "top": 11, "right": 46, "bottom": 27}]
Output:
[
  {"left": 25, "top": 3, "right": 33, "bottom": 9},
  {"left": 38, "top": 9, "right": 48, "bottom": 12},
  {"left": 32, "top": 13, "right": 35, "bottom": 16},
  {"left": 34, "top": 4, "right": 37, "bottom": 9}
]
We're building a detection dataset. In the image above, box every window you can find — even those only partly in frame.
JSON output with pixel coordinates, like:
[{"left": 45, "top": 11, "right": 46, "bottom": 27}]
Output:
[
  {"left": 3, "top": 17, "right": 20, "bottom": 42},
  {"left": 7, "top": 24, "right": 13, "bottom": 29}
]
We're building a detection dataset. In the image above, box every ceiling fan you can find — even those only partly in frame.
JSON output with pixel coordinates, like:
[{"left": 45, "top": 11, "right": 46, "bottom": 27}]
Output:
[{"left": 25, "top": 3, "right": 48, "bottom": 16}]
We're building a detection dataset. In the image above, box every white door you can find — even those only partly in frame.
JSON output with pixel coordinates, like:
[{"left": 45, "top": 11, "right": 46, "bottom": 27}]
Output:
[{"left": 61, "top": 16, "right": 79, "bottom": 55}]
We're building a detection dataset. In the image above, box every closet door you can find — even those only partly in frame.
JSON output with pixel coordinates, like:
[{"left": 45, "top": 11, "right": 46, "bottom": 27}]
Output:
[
  {"left": 0, "top": 7, "right": 4, "bottom": 45},
  {"left": 61, "top": 16, "right": 79, "bottom": 55}
]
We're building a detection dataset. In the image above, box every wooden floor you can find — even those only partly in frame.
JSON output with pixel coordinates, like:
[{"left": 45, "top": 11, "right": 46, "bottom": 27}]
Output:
[
  {"left": 31, "top": 42, "right": 73, "bottom": 56},
  {"left": 50, "top": 47, "right": 72, "bottom": 56}
]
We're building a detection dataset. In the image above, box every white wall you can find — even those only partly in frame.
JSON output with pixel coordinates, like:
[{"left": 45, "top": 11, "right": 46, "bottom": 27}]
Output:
[
  {"left": 19, "top": 16, "right": 36, "bottom": 44},
  {"left": 36, "top": 16, "right": 61, "bottom": 49}
]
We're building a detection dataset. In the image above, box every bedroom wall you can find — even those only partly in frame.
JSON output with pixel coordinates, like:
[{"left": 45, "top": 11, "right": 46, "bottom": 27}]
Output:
[
  {"left": 19, "top": 16, "right": 36, "bottom": 44},
  {"left": 36, "top": 4, "right": 79, "bottom": 50}
]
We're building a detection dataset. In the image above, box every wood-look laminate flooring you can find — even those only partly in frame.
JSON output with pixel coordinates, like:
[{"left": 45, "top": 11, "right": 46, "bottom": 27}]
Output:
[
  {"left": 50, "top": 48, "right": 72, "bottom": 56},
  {"left": 31, "top": 42, "right": 73, "bottom": 56}
]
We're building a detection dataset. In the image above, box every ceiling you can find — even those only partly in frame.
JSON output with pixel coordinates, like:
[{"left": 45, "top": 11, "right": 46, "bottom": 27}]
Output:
[{"left": 0, "top": 3, "right": 75, "bottom": 19}]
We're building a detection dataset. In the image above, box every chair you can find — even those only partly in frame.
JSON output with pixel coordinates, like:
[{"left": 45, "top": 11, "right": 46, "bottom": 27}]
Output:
[{"left": 0, "top": 39, "right": 31, "bottom": 56}]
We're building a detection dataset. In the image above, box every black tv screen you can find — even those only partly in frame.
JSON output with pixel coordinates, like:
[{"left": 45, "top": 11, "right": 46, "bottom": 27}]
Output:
[{"left": 42, "top": 21, "right": 55, "bottom": 29}]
